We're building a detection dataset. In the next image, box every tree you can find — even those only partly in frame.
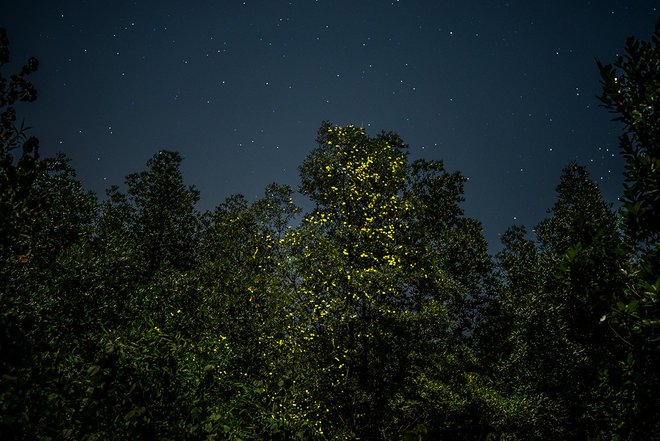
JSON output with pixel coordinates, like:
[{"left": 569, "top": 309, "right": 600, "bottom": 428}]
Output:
[
  {"left": 404, "top": 158, "right": 494, "bottom": 335},
  {"left": 0, "top": 27, "right": 41, "bottom": 271},
  {"left": 78, "top": 151, "right": 202, "bottom": 331},
  {"left": 598, "top": 19, "right": 660, "bottom": 247},
  {"left": 536, "top": 162, "right": 625, "bottom": 347},
  {"left": 123, "top": 150, "right": 201, "bottom": 276},
  {"left": 536, "top": 163, "right": 627, "bottom": 438},
  {"left": 489, "top": 225, "right": 558, "bottom": 439},
  {"left": 196, "top": 184, "right": 299, "bottom": 374},
  {"left": 293, "top": 122, "right": 413, "bottom": 435},
  {"left": 597, "top": 18, "right": 660, "bottom": 439},
  {"left": 289, "top": 122, "right": 495, "bottom": 438},
  {"left": 490, "top": 163, "right": 627, "bottom": 439},
  {"left": 0, "top": 28, "right": 48, "bottom": 439},
  {"left": 0, "top": 30, "right": 104, "bottom": 439}
]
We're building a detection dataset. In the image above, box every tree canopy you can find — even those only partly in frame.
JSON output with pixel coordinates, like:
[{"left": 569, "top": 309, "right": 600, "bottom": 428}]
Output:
[{"left": 1, "top": 21, "right": 659, "bottom": 440}]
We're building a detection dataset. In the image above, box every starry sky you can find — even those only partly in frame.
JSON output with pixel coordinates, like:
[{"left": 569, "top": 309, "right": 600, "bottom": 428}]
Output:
[{"left": 3, "top": 1, "right": 658, "bottom": 249}]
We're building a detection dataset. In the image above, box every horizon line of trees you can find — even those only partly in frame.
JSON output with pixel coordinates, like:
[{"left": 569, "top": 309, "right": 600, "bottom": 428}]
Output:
[{"left": 1, "top": 20, "right": 658, "bottom": 440}]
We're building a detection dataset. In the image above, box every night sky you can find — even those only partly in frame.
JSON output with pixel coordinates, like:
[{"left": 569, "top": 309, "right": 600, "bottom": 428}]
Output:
[{"left": 4, "top": 1, "right": 657, "bottom": 249}]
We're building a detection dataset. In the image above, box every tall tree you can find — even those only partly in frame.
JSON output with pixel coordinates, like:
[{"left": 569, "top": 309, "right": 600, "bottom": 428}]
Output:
[
  {"left": 0, "top": 27, "right": 41, "bottom": 269},
  {"left": 293, "top": 122, "right": 413, "bottom": 435},
  {"left": 492, "top": 163, "right": 627, "bottom": 439},
  {"left": 0, "top": 28, "right": 47, "bottom": 439},
  {"left": 536, "top": 163, "right": 627, "bottom": 437},
  {"left": 0, "top": 29, "right": 100, "bottom": 440},
  {"left": 290, "top": 122, "right": 494, "bottom": 438},
  {"left": 597, "top": 18, "right": 660, "bottom": 439}
]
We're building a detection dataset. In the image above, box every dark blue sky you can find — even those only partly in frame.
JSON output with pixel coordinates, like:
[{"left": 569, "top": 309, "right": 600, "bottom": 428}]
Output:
[{"left": 4, "top": 1, "right": 657, "bottom": 248}]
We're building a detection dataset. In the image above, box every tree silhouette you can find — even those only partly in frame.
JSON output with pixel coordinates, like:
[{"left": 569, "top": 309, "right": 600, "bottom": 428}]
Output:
[{"left": 598, "top": 17, "right": 660, "bottom": 439}]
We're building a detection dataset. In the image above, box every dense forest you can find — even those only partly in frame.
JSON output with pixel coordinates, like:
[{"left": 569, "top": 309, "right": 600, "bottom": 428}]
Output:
[{"left": 1, "top": 20, "right": 658, "bottom": 440}]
